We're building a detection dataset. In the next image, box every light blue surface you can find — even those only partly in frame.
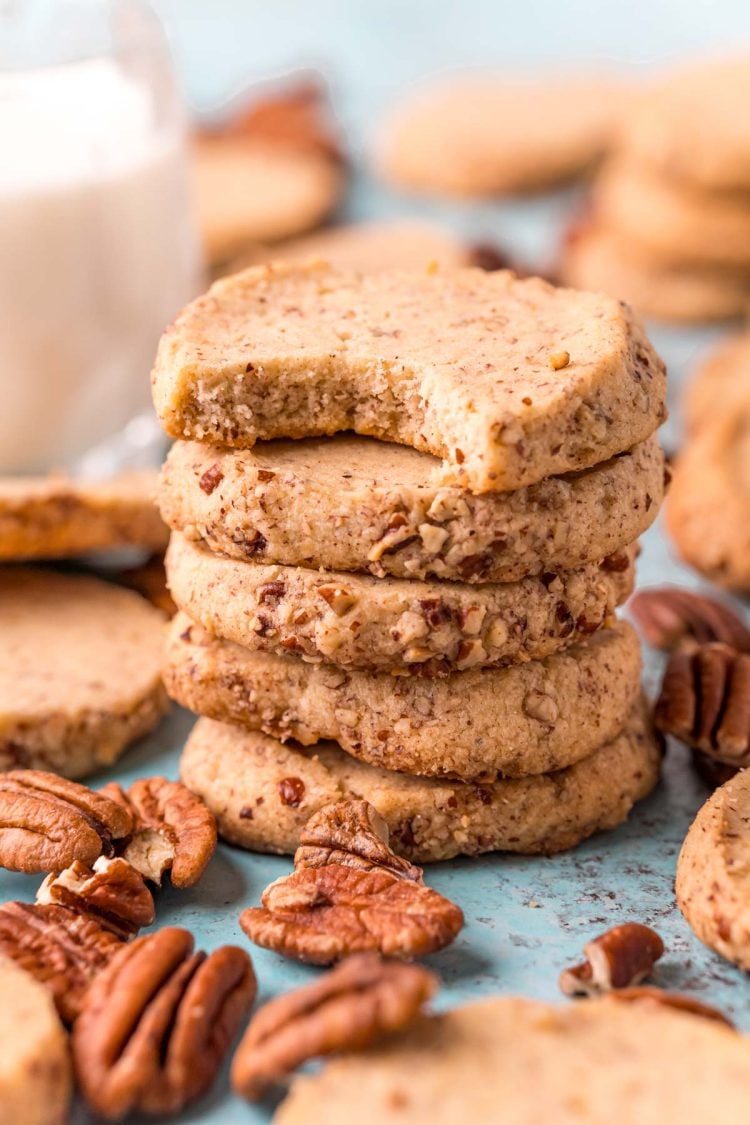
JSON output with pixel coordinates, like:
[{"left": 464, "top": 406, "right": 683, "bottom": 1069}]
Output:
[{"left": 8, "top": 3, "right": 750, "bottom": 1119}]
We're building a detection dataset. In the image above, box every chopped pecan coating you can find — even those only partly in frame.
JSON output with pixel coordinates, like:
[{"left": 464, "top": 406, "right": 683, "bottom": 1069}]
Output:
[
  {"left": 655, "top": 642, "right": 750, "bottom": 765},
  {"left": 610, "top": 986, "right": 734, "bottom": 1029},
  {"left": 630, "top": 588, "right": 750, "bottom": 653},
  {"left": 101, "top": 777, "right": 217, "bottom": 887},
  {"left": 0, "top": 900, "right": 122, "bottom": 1024},
  {"left": 37, "top": 856, "right": 155, "bottom": 939},
  {"left": 560, "top": 923, "right": 664, "bottom": 997},
  {"left": 232, "top": 953, "right": 436, "bottom": 1101},
  {"left": 241, "top": 864, "right": 463, "bottom": 965},
  {"left": 294, "top": 800, "right": 423, "bottom": 882},
  {"left": 0, "top": 770, "right": 132, "bottom": 874},
  {"left": 72, "top": 927, "right": 256, "bottom": 1119}
]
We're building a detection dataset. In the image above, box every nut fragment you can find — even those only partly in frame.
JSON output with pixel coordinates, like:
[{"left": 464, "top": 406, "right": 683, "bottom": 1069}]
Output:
[
  {"left": 241, "top": 800, "right": 463, "bottom": 965},
  {"left": 0, "top": 900, "right": 122, "bottom": 1024},
  {"left": 0, "top": 770, "right": 132, "bottom": 874},
  {"left": 294, "top": 800, "right": 423, "bottom": 882},
  {"left": 231, "top": 953, "right": 436, "bottom": 1101},
  {"left": 72, "top": 927, "right": 256, "bottom": 1119},
  {"left": 317, "top": 583, "right": 357, "bottom": 616},
  {"left": 609, "top": 986, "right": 734, "bottom": 1029},
  {"left": 101, "top": 777, "right": 217, "bottom": 887},
  {"left": 630, "top": 588, "right": 750, "bottom": 653},
  {"left": 655, "top": 643, "right": 750, "bottom": 765},
  {"left": 560, "top": 923, "right": 664, "bottom": 996},
  {"left": 37, "top": 857, "right": 155, "bottom": 939}
]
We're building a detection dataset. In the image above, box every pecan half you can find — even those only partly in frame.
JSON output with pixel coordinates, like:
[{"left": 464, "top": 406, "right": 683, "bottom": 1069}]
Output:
[
  {"left": 100, "top": 777, "right": 217, "bottom": 887},
  {"left": 609, "top": 986, "right": 734, "bottom": 1029},
  {"left": 231, "top": 953, "right": 436, "bottom": 1101},
  {"left": 630, "top": 588, "right": 750, "bottom": 653},
  {"left": 0, "top": 770, "right": 132, "bottom": 874},
  {"left": 294, "top": 800, "right": 423, "bottom": 882},
  {"left": 690, "top": 748, "right": 739, "bottom": 790},
  {"left": 655, "top": 643, "right": 750, "bottom": 765},
  {"left": 241, "top": 865, "right": 463, "bottom": 965},
  {"left": 560, "top": 923, "right": 664, "bottom": 996},
  {"left": 37, "top": 856, "right": 155, "bottom": 939},
  {"left": 73, "top": 927, "right": 256, "bottom": 1119},
  {"left": 0, "top": 900, "right": 122, "bottom": 1024}
]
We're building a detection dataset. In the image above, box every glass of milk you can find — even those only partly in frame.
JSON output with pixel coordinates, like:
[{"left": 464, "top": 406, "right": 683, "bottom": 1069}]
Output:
[{"left": 0, "top": 0, "right": 202, "bottom": 474}]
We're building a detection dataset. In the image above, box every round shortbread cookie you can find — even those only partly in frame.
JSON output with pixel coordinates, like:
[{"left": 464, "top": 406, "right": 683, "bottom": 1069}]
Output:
[
  {"left": 166, "top": 614, "right": 641, "bottom": 780},
  {"left": 151, "top": 262, "right": 666, "bottom": 496},
  {"left": 562, "top": 224, "right": 750, "bottom": 323},
  {"left": 275, "top": 993, "right": 750, "bottom": 1124},
  {"left": 165, "top": 533, "right": 635, "bottom": 674},
  {"left": 618, "top": 55, "right": 750, "bottom": 193},
  {"left": 0, "top": 470, "right": 167, "bottom": 562},
  {"left": 160, "top": 434, "right": 664, "bottom": 583},
  {"left": 0, "top": 957, "right": 71, "bottom": 1125},
  {"left": 180, "top": 700, "right": 660, "bottom": 862},
  {"left": 376, "top": 73, "right": 627, "bottom": 196},
  {"left": 666, "top": 411, "right": 750, "bottom": 591},
  {"left": 676, "top": 769, "right": 750, "bottom": 970},
  {"left": 681, "top": 333, "right": 750, "bottom": 435},
  {"left": 0, "top": 568, "right": 169, "bottom": 778},
  {"left": 594, "top": 160, "right": 750, "bottom": 270}
]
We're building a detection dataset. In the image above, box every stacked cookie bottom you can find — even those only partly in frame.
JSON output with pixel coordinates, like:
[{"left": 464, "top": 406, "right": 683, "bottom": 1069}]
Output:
[{"left": 161, "top": 433, "right": 664, "bottom": 863}]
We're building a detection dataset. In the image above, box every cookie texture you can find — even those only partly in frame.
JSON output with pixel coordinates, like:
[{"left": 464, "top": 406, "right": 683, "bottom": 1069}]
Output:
[
  {"left": 274, "top": 993, "right": 750, "bottom": 1123},
  {"left": 0, "top": 569, "right": 169, "bottom": 778},
  {"left": 376, "top": 73, "right": 627, "bottom": 196},
  {"left": 226, "top": 220, "right": 480, "bottom": 276},
  {"left": 180, "top": 700, "right": 660, "bottom": 861},
  {"left": 0, "top": 956, "right": 72, "bottom": 1125},
  {"left": 165, "top": 533, "right": 635, "bottom": 674},
  {"left": 562, "top": 224, "right": 750, "bottom": 323},
  {"left": 160, "top": 434, "right": 664, "bottom": 583},
  {"left": 676, "top": 769, "right": 750, "bottom": 970},
  {"left": 618, "top": 55, "right": 750, "bottom": 193},
  {"left": 0, "top": 470, "right": 167, "bottom": 561},
  {"left": 166, "top": 614, "right": 641, "bottom": 780},
  {"left": 152, "top": 262, "right": 666, "bottom": 494}
]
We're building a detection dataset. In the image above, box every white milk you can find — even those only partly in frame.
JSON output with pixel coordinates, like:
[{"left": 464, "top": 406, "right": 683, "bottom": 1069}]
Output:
[{"left": 0, "top": 57, "right": 201, "bottom": 472}]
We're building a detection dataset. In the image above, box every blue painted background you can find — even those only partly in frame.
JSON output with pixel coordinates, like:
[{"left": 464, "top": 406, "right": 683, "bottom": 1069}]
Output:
[{"left": 8, "top": 2, "right": 750, "bottom": 1119}]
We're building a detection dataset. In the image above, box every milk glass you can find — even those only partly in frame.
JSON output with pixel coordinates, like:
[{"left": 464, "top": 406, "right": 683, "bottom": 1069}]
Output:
[{"left": 0, "top": 0, "right": 202, "bottom": 473}]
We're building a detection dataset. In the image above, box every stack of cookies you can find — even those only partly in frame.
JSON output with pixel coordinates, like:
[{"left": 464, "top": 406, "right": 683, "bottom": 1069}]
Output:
[
  {"left": 154, "top": 261, "right": 667, "bottom": 863},
  {"left": 563, "top": 55, "right": 750, "bottom": 323}
]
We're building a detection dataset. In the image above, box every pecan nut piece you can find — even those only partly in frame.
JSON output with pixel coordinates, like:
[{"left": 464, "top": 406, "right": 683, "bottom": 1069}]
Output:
[
  {"left": 231, "top": 953, "right": 437, "bottom": 1101},
  {"left": 0, "top": 770, "right": 132, "bottom": 874},
  {"left": 630, "top": 588, "right": 750, "bottom": 653},
  {"left": 37, "top": 856, "right": 155, "bottom": 939},
  {"left": 241, "top": 864, "right": 464, "bottom": 965},
  {"left": 560, "top": 923, "right": 664, "bottom": 996},
  {"left": 72, "top": 927, "right": 256, "bottom": 1119},
  {"left": 100, "top": 777, "right": 217, "bottom": 886},
  {"left": 294, "top": 800, "right": 423, "bottom": 882},
  {"left": 0, "top": 900, "right": 122, "bottom": 1024},
  {"left": 609, "top": 986, "right": 734, "bottom": 1029},
  {"left": 691, "top": 748, "right": 739, "bottom": 790},
  {"left": 655, "top": 642, "right": 750, "bottom": 765}
]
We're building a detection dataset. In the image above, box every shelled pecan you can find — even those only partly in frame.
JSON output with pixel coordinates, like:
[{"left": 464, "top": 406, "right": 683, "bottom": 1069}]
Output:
[
  {"left": 655, "top": 642, "right": 750, "bottom": 764},
  {"left": 37, "top": 856, "right": 155, "bottom": 939},
  {"left": 100, "top": 777, "right": 217, "bottom": 887},
  {"left": 240, "top": 799, "right": 463, "bottom": 965},
  {"left": 232, "top": 953, "right": 436, "bottom": 1101},
  {"left": 294, "top": 800, "right": 423, "bottom": 882},
  {"left": 690, "top": 748, "right": 739, "bottom": 790},
  {"left": 72, "top": 927, "right": 256, "bottom": 1119},
  {"left": 560, "top": 923, "right": 664, "bottom": 996},
  {"left": 0, "top": 770, "right": 132, "bottom": 874},
  {"left": 0, "top": 900, "right": 122, "bottom": 1024},
  {"left": 630, "top": 587, "right": 750, "bottom": 652}
]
